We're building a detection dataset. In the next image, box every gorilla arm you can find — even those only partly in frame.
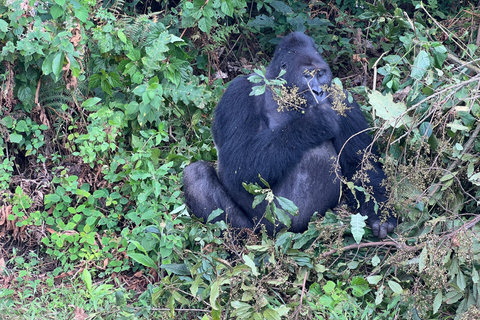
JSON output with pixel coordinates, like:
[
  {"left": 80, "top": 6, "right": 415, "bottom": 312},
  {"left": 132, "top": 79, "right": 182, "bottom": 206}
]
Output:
[{"left": 332, "top": 97, "right": 396, "bottom": 239}]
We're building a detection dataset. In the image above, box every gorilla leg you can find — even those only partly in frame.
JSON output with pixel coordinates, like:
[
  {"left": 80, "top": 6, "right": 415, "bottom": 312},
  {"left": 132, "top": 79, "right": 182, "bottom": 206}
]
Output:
[{"left": 183, "top": 161, "right": 254, "bottom": 229}]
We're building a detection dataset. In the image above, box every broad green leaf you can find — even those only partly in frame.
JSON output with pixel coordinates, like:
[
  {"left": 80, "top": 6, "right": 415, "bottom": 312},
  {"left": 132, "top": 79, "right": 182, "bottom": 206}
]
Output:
[
  {"left": 375, "top": 285, "right": 384, "bottom": 305},
  {"left": 210, "top": 280, "right": 220, "bottom": 310},
  {"left": 274, "top": 207, "right": 291, "bottom": 228},
  {"left": 411, "top": 50, "right": 431, "bottom": 80},
  {"left": 447, "top": 122, "right": 469, "bottom": 132},
  {"left": 127, "top": 253, "right": 157, "bottom": 268},
  {"left": 15, "top": 120, "right": 27, "bottom": 132},
  {"left": 17, "top": 86, "right": 33, "bottom": 103},
  {"left": 472, "top": 267, "right": 479, "bottom": 283},
  {"left": 9, "top": 133, "right": 22, "bottom": 144},
  {"left": 243, "top": 254, "right": 258, "bottom": 276},
  {"left": 368, "top": 90, "right": 412, "bottom": 128},
  {"left": 433, "top": 44, "right": 448, "bottom": 68},
  {"left": 323, "top": 281, "right": 335, "bottom": 293},
  {"left": 276, "top": 196, "right": 299, "bottom": 215},
  {"left": 351, "top": 213, "right": 367, "bottom": 244},
  {"left": 50, "top": 5, "right": 63, "bottom": 19},
  {"left": 418, "top": 246, "right": 428, "bottom": 272},
  {"left": 82, "top": 97, "right": 101, "bottom": 109},
  {"left": 456, "top": 270, "right": 466, "bottom": 290},
  {"left": 367, "top": 275, "right": 382, "bottom": 285},
  {"left": 372, "top": 255, "right": 381, "bottom": 267},
  {"left": 270, "top": 0, "right": 293, "bottom": 13},
  {"left": 220, "top": 0, "right": 234, "bottom": 16},
  {"left": 207, "top": 208, "right": 224, "bottom": 222},
  {"left": 118, "top": 30, "right": 127, "bottom": 43},
  {"left": 191, "top": 275, "right": 201, "bottom": 297},
  {"left": 252, "top": 194, "right": 266, "bottom": 208},
  {"left": 172, "top": 291, "right": 189, "bottom": 305},
  {"left": 74, "top": 6, "right": 89, "bottom": 23},
  {"left": 0, "top": 19, "right": 8, "bottom": 32},
  {"left": 388, "top": 280, "right": 403, "bottom": 294},
  {"left": 82, "top": 268, "right": 92, "bottom": 292},
  {"left": 160, "top": 263, "right": 190, "bottom": 276},
  {"left": 52, "top": 51, "right": 64, "bottom": 80},
  {"left": 263, "top": 309, "right": 281, "bottom": 320},
  {"left": 433, "top": 291, "right": 442, "bottom": 314}
]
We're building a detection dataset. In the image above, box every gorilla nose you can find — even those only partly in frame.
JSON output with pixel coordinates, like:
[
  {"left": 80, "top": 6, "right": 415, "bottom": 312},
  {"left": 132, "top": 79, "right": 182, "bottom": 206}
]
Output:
[{"left": 312, "top": 88, "right": 327, "bottom": 102}]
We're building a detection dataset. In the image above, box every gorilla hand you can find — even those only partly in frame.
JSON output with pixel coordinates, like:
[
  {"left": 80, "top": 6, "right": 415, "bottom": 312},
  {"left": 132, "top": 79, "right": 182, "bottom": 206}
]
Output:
[{"left": 370, "top": 220, "right": 396, "bottom": 239}]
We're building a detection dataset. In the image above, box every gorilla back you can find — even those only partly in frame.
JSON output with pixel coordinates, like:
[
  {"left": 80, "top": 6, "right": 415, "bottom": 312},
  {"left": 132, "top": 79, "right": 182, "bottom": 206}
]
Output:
[{"left": 183, "top": 32, "right": 396, "bottom": 239}]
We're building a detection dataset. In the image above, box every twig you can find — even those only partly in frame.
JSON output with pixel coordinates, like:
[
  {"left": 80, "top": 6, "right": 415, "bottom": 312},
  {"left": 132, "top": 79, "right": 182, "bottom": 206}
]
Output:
[
  {"left": 294, "top": 271, "right": 309, "bottom": 320},
  {"left": 321, "top": 241, "right": 405, "bottom": 258},
  {"left": 320, "top": 213, "right": 480, "bottom": 259}
]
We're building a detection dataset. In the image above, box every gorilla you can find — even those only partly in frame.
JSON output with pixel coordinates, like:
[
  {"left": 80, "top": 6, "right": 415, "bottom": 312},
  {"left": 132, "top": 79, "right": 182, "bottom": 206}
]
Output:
[{"left": 183, "top": 32, "right": 396, "bottom": 239}]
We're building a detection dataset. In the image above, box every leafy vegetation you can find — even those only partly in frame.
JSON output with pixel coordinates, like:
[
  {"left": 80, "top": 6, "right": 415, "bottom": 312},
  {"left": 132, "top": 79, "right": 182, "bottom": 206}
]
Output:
[{"left": 1, "top": 0, "right": 480, "bottom": 319}]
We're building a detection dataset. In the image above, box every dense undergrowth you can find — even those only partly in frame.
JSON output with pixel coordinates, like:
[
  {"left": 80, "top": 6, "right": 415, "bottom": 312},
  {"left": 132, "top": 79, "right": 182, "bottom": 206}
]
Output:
[{"left": 0, "top": 0, "right": 480, "bottom": 319}]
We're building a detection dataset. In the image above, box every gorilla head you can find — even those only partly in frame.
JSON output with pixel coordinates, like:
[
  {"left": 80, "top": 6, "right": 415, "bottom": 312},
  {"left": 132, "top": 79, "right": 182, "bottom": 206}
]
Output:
[{"left": 266, "top": 33, "right": 333, "bottom": 105}]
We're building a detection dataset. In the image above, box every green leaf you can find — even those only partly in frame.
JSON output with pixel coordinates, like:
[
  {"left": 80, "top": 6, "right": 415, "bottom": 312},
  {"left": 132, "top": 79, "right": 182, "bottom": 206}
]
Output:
[
  {"left": 433, "top": 291, "right": 442, "bottom": 314},
  {"left": 82, "top": 97, "right": 102, "bottom": 109},
  {"left": 367, "top": 275, "right": 382, "bottom": 285},
  {"left": 418, "top": 246, "right": 427, "bottom": 272},
  {"left": 411, "top": 50, "right": 431, "bottom": 80},
  {"left": 323, "top": 281, "right": 335, "bottom": 293},
  {"left": 270, "top": 1, "right": 293, "bottom": 13},
  {"left": 368, "top": 90, "right": 412, "bottom": 128},
  {"left": 220, "top": 0, "right": 234, "bottom": 16},
  {"left": 15, "top": 120, "right": 27, "bottom": 132},
  {"left": 456, "top": 270, "right": 466, "bottom": 290},
  {"left": 375, "top": 285, "right": 384, "bottom": 305},
  {"left": 350, "top": 213, "right": 367, "bottom": 244},
  {"left": 263, "top": 309, "right": 281, "bottom": 320},
  {"left": 207, "top": 208, "right": 224, "bottom": 222},
  {"left": 17, "top": 86, "right": 33, "bottom": 103},
  {"left": 128, "top": 253, "right": 157, "bottom": 268},
  {"left": 388, "top": 280, "right": 403, "bottom": 294},
  {"left": 372, "top": 255, "right": 381, "bottom": 267},
  {"left": 82, "top": 268, "right": 92, "bottom": 293},
  {"left": 276, "top": 196, "right": 298, "bottom": 215},
  {"left": 9, "top": 133, "right": 23, "bottom": 144},
  {"left": 50, "top": 5, "right": 64, "bottom": 19},
  {"left": 160, "top": 263, "right": 190, "bottom": 276},
  {"left": 252, "top": 194, "right": 266, "bottom": 208},
  {"left": 0, "top": 20, "right": 8, "bottom": 32},
  {"left": 432, "top": 44, "right": 448, "bottom": 68},
  {"left": 274, "top": 207, "right": 291, "bottom": 228},
  {"left": 472, "top": 267, "right": 479, "bottom": 284},
  {"left": 243, "top": 254, "right": 258, "bottom": 276},
  {"left": 74, "top": 6, "right": 89, "bottom": 23},
  {"left": 210, "top": 280, "right": 220, "bottom": 310},
  {"left": 52, "top": 51, "right": 65, "bottom": 80},
  {"left": 118, "top": 30, "right": 127, "bottom": 43},
  {"left": 198, "top": 17, "right": 212, "bottom": 33}
]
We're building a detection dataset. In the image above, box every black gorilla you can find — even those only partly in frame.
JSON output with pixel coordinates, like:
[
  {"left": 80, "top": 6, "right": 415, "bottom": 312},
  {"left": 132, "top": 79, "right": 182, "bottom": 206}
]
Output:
[{"left": 183, "top": 32, "right": 396, "bottom": 239}]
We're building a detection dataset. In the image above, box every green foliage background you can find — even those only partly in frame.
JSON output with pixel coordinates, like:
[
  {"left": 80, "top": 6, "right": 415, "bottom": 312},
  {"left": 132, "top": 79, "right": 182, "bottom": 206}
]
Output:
[{"left": 1, "top": 0, "right": 480, "bottom": 319}]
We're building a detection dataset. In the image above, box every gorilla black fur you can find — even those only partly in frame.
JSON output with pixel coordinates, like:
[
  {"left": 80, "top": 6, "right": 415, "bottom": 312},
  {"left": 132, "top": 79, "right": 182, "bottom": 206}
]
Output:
[{"left": 183, "top": 32, "right": 396, "bottom": 239}]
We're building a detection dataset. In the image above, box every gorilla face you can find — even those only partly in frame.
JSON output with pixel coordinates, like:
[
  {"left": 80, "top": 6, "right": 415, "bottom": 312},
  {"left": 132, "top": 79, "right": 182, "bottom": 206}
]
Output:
[{"left": 267, "top": 33, "right": 333, "bottom": 106}]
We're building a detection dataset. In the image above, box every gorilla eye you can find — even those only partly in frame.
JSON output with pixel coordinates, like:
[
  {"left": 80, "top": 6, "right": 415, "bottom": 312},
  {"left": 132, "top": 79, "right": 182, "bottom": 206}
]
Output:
[
  {"left": 281, "top": 62, "right": 287, "bottom": 70},
  {"left": 316, "top": 70, "right": 325, "bottom": 77}
]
